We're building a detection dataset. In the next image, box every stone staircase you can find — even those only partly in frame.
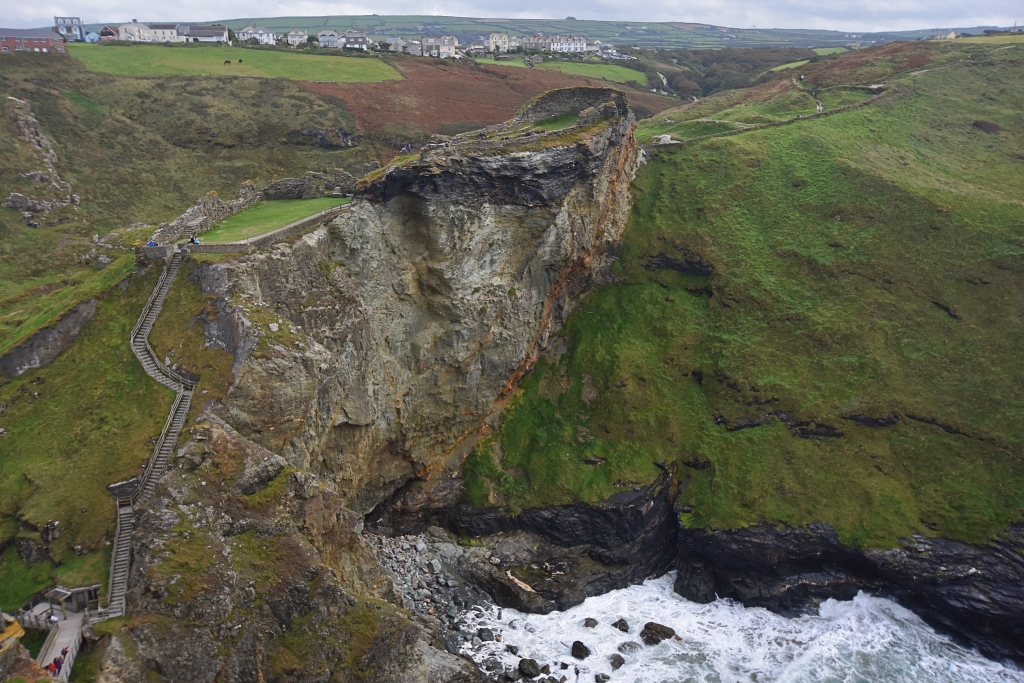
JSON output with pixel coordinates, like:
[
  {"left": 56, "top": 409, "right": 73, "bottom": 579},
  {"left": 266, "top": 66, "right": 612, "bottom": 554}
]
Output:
[{"left": 102, "top": 249, "right": 199, "bottom": 619}]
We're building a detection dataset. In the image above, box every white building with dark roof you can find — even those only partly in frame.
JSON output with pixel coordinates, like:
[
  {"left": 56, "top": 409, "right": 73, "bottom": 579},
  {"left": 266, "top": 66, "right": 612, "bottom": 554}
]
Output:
[{"left": 53, "top": 17, "right": 84, "bottom": 42}]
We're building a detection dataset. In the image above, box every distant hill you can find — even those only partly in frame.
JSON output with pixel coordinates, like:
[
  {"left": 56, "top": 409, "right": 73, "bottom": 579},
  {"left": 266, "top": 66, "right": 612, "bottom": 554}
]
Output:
[{"left": 80, "top": 15, "right": 1014, "bottom": 51}]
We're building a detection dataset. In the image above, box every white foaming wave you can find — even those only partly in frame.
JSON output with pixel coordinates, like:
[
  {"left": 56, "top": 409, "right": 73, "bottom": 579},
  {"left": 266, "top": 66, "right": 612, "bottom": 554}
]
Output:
[{"left": 459, "top": 572, "right": 1023, "bottom": 683}]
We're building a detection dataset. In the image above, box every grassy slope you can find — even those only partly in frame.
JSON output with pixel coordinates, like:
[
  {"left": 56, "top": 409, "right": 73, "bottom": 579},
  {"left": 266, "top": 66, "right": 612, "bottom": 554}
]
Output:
[
  {"left": 0, "top": 52, "right": 377, "bottom": 360},
  {"left": 202, "top": 197, "right": 349, "bottom": 243},
  {"left": 0, "top": 258, "right": 238, "bottom": 609},
  {"left": 474, "top": 58, "right": 650, "bottom": 86},
  {"left": 68, "top": 43, "right": 401, "bottom": 82},
  {"left": 0, "top": 269, "right": 173, "bottom": 610},
  {"left": 466, "top": 40, "right": 1024, "bottom": 547}
]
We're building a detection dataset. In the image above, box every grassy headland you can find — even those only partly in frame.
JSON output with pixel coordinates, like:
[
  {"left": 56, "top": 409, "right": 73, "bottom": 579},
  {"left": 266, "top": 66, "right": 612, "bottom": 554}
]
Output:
[{"left": 466, "top": 39, "right": 1024, "bottom": 547}]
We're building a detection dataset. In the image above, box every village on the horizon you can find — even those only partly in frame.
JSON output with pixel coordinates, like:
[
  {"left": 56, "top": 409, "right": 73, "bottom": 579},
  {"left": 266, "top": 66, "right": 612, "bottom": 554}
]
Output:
[{"left": 0, "top": 15, "right": 648, "bottom": 60}]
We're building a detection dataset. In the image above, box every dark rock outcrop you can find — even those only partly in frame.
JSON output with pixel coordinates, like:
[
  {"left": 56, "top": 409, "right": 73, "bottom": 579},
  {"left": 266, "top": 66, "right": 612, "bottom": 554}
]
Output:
[
  {"left": 643, "top": 244, "right": 714, "bottom": 276},
  {"left": 0, "top": 299, "right": 97, "bottom": 377},
  {"left": 262, "top": 170, "right": 356, "bottom": 200},
  {"left": 674, "top": 522, "right": 1024, "bottom": 663},
  {"left": 369, "top": 474, "right": 677, "bottom": 613},
  {"left": 289, "top": 127, "right": 358, "bottom": 149}
]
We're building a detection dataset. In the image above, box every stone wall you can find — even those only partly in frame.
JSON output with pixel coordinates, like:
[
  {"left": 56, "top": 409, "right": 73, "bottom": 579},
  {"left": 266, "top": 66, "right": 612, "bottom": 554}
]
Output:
[
  {"left": 262, "top": 170, "right": 356, "bottom": 200},
  {"left": 149, "top": 182, "right": 260, "bottom": 245},
  {"left": 186, "top": 205, "right": 349, "bottom": 255},
  {"left": 509, "top": 86, "right": 629, "bottom": 125}
]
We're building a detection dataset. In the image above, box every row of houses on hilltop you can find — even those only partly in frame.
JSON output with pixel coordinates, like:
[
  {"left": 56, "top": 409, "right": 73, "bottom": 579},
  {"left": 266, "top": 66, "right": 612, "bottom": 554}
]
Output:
[
  {"left": 91, "top": 19, "right": 229, "bottom": 43},
  {"left": 383, "top": 32, "right": 609, "bottom": 58},
  {"left": 312, "top": 29, "right": 370, "bottom": 50},
  {"left": 1, "top": 19, "right": 614, "bottom": 60}
]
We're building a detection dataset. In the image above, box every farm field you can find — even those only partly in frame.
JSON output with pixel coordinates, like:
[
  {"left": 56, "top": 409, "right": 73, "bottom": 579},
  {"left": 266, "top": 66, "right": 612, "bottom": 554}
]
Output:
[
  {"left": 68, "top": 43, "right": 401, "bottom": 82},
  {"left": 474, "top": 58, "right": 650, "bottom": 86},
  {"left": 201, "top": 197, "right": 349, "bottom": 243},
  {"left": 302, "top": 57, "right": 675, "bottom": 135},
  {"left": 813, "top": 47, "right": 849, "bottom": 55}
]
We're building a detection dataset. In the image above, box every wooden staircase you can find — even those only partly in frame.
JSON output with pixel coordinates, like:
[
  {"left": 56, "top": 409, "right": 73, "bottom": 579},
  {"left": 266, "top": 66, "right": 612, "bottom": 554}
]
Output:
[{"left": 102, "top": 249, "right": 199, "bottom": 619}]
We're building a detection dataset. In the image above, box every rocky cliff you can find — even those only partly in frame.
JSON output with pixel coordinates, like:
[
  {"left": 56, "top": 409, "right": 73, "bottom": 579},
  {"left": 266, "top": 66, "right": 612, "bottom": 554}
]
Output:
[
  {"left": 194, "top": 90, "right": 639, "bottom": 515},
  {"left": 100, "top": 89, "right": 641, "bottom": 681}
]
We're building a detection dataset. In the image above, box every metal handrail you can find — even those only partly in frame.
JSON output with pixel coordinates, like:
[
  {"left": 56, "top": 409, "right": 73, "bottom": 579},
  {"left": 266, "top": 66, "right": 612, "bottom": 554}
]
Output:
[
  {"left": 131, "top": 389, "right": 188, "bottom": 504},
  {"left": 129, "top": 254, "right": 176, "bottom": 340},
  {"left": 34, "top": 622, "right": 59, "bottom": 665},
  {"left": 96, "top": 248, "right": 195, "bottom": 621},
  {"left": 102, "top": 501, "right": 129, "bottom": 610}
]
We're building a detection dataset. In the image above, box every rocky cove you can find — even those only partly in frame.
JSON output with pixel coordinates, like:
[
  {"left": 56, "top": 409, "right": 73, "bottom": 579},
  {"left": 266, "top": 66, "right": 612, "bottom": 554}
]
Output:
[{"left": 65, "top": 88, "right": 1022, "bottom": 680}]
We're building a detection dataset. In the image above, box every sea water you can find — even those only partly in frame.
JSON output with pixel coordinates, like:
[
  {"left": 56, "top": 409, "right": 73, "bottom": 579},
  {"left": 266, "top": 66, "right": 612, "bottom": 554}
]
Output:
[{"left": 459, "top": 572, "right": 1022, "bottom": 683}]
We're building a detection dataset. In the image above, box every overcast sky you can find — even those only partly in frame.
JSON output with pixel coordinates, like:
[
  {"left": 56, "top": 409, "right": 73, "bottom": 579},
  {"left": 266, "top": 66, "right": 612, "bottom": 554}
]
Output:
[{"left": 7, "top": 0, "right": 1019, "bottom": 32}]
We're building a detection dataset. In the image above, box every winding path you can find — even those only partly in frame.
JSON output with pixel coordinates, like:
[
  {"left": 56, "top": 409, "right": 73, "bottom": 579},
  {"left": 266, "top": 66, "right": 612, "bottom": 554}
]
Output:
[
  {"left": 107, "top": 250, "right": 199, "bottom": 616},
  {"left": 30, "top": 249, "right": 197, "bottom": 674}
]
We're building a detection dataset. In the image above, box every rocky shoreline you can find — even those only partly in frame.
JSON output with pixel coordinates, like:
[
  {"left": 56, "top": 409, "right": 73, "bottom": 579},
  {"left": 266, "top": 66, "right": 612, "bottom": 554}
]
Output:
[
  {"left": 367, "top": 475, "right": 1024, "bottom": 668},
  {"left": 366, "top": 529, "right": 684, "bottom": 683}
]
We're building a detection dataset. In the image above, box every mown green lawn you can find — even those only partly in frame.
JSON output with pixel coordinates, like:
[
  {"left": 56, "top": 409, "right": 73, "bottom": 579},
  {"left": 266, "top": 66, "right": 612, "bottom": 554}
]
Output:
[
  {"left": 68, "top": 43, "right": 401, "bottom": 82},
  {"left": 475, "top": 58, "right": 650, "bottom": 86},
  {"left": 201, "top": 197, "right": 349, "bottom": 243},
  {"left": 467, "top": 41, "right": 1024, "bottom": 548}
]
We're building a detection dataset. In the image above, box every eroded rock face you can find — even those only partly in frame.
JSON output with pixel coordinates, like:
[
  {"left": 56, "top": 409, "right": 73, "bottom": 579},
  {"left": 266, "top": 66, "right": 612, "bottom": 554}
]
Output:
[
  {"left": 0, "top": 299, "right": 97, "bottom": 377},
  {"left": 105, "top": 413, "right": 479, "bottom": 683},
  {"left": 193, "top": 110, "right": 639, "bottom": 516}
]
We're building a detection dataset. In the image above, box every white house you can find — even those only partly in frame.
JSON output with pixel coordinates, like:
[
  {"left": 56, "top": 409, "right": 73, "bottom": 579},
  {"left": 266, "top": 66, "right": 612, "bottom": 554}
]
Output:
[
  {"left": 421, "top": 35, "right": 458, "bottom": 58},
  {"left": 119, "top": 20, "right": 151, "bottom": 42},
  {"left": 523, "top": 34, "right": 587, "bottom": 53},
  {"left": 487, "top": 32, "right": 510, "bottom": 52},
  {"left": 238, "top": 26, "right": 276, "bottom": 44},
  {"left": 286, "top": 30, "right": 307, "bottom": 46},
  {"left": 53, "top": 17, "right": 84, "bottom": 42},
  {"left": 185, "top": 25, "right": 229, "bottom": 43},
  {"left": 149, "top": 23, "right": 186, "bottom": 43},
  {"left": 317, "top": 30, "right": 340, "bottom": 48}
]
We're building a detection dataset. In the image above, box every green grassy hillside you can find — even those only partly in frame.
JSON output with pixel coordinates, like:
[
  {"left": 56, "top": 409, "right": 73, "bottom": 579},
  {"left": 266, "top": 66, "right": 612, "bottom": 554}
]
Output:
[
  {"left": 68, "top": 43, "right": 401, "bottom": 82},
  {"left": 467, "top": 39, "right": 1024, "bottom": 547},
  {"left": 0, "top": 52, "right": 379, "bottom": 359}
]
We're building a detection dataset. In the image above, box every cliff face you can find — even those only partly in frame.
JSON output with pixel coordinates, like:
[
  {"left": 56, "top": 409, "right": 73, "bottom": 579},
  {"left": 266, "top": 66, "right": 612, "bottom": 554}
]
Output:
[
  {"left": 102, "top": 412, "right": 481, "bottom": 683},
  {"left": 195, "top": 106, "right": 639, "bottom": 515},
  {"left": 100, "top": 93, "right": 639, "bottom": 682}
]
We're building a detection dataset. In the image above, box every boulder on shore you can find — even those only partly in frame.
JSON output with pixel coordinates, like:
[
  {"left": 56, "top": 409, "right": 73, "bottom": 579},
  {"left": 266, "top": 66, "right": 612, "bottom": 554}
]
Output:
[
  {"left": 519, "top": 658, "right": 541, "bottom": 678},
  {"left": 640, "top": 622, "right": 676, "bottom": 646}
]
